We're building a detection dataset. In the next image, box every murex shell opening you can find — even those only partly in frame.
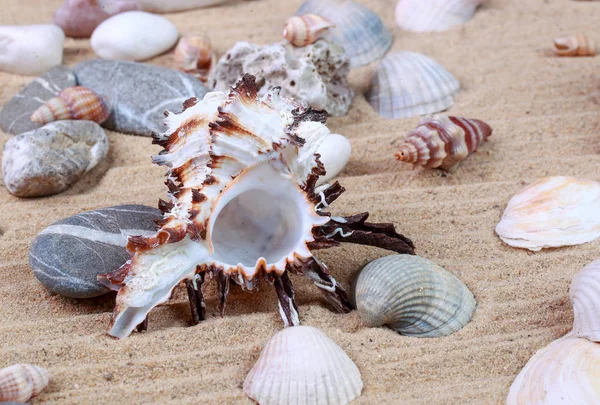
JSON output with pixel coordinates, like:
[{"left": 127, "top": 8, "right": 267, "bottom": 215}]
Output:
[{"left": 99, "top": 74, "right": 415, "bottom": 339}]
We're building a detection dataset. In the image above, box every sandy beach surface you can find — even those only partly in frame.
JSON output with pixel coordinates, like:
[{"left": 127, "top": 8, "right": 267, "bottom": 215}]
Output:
[{"left": 1, "top": 0, "right": 599, "bottom": 403}]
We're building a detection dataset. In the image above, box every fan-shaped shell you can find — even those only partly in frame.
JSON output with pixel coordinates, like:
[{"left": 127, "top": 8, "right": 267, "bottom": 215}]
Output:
[
  {"left": 366, "top": 51, "right": 460, "bottom": 119},
  {"left": 283, "top": 14, "right": 335, "bottom": 47},
  {"left": 507, "top": 335, "right": 600, "bottom": 405},
  {"left": 296, "top": 0, "right": 392, "bottom": 67},
  {"left": 353, "top": 255, "right": 476, "bottom": 337},
  {"left": 30, "top": 86, "right": 110, "bottom": 125},
  {"left": 0, "top": 364, "right": 49, "bottom": 402},
  {"left": 243, "top": 325, "right": 363, "bottom": 405},
  {"left": 495, "top": 176, "right": 600, "bottom": 251},
  {"left": 395, "top": 0, "right": 484, "bottom": 32},
  {"left": 395, "top": 115, "right": 492, "bottom": 172},
  {"left": 570, "top": 259, "right": 600, "bottom": 342},
  {"left": 553, "top": 34, "right": 596, "bottom": 56}
]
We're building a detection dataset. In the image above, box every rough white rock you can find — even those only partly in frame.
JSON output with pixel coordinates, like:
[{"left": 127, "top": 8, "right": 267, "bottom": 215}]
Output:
[
  {"left": 91, "top": 11, "right": 178, "bottom": 61},
  {"left": 138, "top": 0, "right": 228, "bottom": 12},
  {"left": 0, "top": 24, "right": 65, "bottom": 76},
  {"left": 209, "top": 39, "right": 353, "bottom": 117},
  {"left": 316, "top": 133, "right": 352, "bottom": 186}
]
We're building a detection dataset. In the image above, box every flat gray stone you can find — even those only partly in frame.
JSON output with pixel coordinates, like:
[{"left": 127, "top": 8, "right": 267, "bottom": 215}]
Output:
[
  {"left": 0, "top": 65, "right": 76, "bottom": 135},
  {"left": 73, "top": 60, "right": 209, "bottom": 136},
  {"left": 29, "top": 205, "right": 161, "bottom": 298}
]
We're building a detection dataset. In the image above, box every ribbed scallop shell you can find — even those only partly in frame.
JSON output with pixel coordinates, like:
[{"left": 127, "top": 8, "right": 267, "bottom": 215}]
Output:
[
  {"left": 296, "top": 0, "right": 392, "bottom": 67},
  {"left": 570, "top": 259, "right": 600, "bottom": 342},
  {"left": 553, "top": 34, "right": 596, "bottom": 56},
  {"left": 366, "top": 51, "right": 460, "bottom": 119},
  {"left": 495, "top": 176, "right": 600, "bottom": 251},
  {"left": 353, "top": 255, "right": 476, "bottom": 337},
  {"left": 283, "top": 14, "right": 335, "bottom": 47},
  {"left": 0, "top": 364, "right": 49, "bottom": 402},
  {"left": 30, "top": 86, "right": 110, "bottom": 125},
  {"left": 395, "top": 115, "right": 492, "bottom": 172},
  {"left": 243, "top": 326, "right": 363, "bottom": 405},
  {"left": 507, "top": 335, "right": 600, "bottom": 405},
  {"left": 395, "top": 0, "right": 484, "bottom": 32}
]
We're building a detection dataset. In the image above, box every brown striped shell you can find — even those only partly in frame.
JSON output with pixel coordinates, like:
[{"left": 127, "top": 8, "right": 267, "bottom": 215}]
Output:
[
  {"left": 395, "top": 115, "right": 492, "bottom": 172},
  {"left": 553, "top": 34, "right": 596, "bottom": 56},
  {"left": 0, "top": 364, "right": 49, "bottom": 402},
  {"left": 30, "top": 86, "right": 110, "bottom": 125},
  {"left": 283, "top": 14, "right": 335, "bottom": 47}
]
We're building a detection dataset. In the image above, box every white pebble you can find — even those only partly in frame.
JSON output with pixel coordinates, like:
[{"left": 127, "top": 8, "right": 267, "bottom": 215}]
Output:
[
  {"left": 0, "top": 24, "right": 64, "bottom": 76},
  {"left": 316, "top": 133, "right": 352, "bottom": 186},
  {"left": 138, "top": 0, "right": 228, "bottom": 13},
  {"left": 91, "top": 11, "right": 178, "bottom": 61}
]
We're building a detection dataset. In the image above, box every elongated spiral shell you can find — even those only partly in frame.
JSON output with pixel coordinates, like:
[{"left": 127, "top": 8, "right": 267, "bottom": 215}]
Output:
[
  {"left": 0, "top": 364, "right": 49, "bottom": 402},
  {"left": 174, "top": 35, "right": 213, "bottom": 71},
  {"left": 395, "top": 115, "right": 492, "bottom": 172},
  {"left": 283, "top": 14, "right": 335, "bottom": 47},
  {"left": 353, "top": 255, "right": 476, "bottom": 337},
  {"left": 30, "top": 86, "right": 110, "bottom": 125},
  {"left": 243, "top": 326, "right": 363, "bottom": 405},
  {"left": 553, "top": 34, "right": 596, "bottom": 56},
  {"left": 570, "top": 259, "right": 600, "bottom": 342}
]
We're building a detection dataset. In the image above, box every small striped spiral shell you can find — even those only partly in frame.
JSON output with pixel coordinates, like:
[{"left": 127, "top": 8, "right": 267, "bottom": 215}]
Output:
[
  {"left": 0, "top": 364, "right": 49, "bottom": 402},
  {"left": 553, "top": 34, "right": 596, "bottom": 56},
  {"left": 174, "top": 35, "right": 214, "bottom": 71},
  {"left": 283, "top": 14, "right": 335, "bottom": 47},
  {"left": 395, "top": 115, "right": 492, "bottom": 172},
  {"left": 30, "top": 86, "right": 110, "bottom": 125}
]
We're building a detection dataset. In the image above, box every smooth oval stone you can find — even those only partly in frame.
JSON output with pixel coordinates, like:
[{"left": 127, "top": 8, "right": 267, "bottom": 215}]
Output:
[
  {"left": 29, "top": 205, "right": 161, "bottom": 298},
  {"left": 0, "top": 24, "right": 65, "bottom": 76},
  {"left": 91, "top": 11, "right": 178, "bottom": 61},
  {"left": 2, "top": 121, "right": 109, "bottom": 197},
  {"left": 54, "top": 0, "right": 141, "bottom": 38},
  {"left": 0, "top": 65, "right": 76, "bottom": 135},
  {"left": 73, "top": 59, "right": 208, "bottom": 136},
  {"left": 316, "top": 133, "right": 352, "bottom": 186},
  {"left": 138, "top": 0, "right": 227, "bottom": 12}
]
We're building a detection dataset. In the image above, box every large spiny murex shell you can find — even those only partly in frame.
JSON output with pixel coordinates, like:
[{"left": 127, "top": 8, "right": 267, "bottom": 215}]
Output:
[
  {"left": 0, "top": 364, "right": 49, "bottom": 403},
  {"left": 98, "top": 74, "right": 415, "bottom": 339}
]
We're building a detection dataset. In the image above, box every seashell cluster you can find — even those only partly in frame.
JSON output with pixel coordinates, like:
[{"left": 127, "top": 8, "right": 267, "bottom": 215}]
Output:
[
  {"left": 173, "top": 35, "right": 215, "bottom": 82},
  {"left": 0, "top": 364, "right": 49, "bottom": 403},
  {"left": 353, "top": 255, "right": 476, "bottom": 337},
  {"left": 366, "top": 51, "right": 460, "bottom": 119},
  {"left": 244, "top": 326, "right": 363, "bottom": 405},
  {"left": 98, "top": 74, "right": 415, "bottom": 339},
  {"left": 283, "top": 14, "right": 335, "bottom": 47},
  {"left": 296, "top": 0, "right": 392, "bottom": 67},
  {"left": 395, "top": 0, "right": 484, "bottom": 32},
  {"left": 395, "top": 115, "right": 493, "bottom": 172},
  {"left": 30, "top": 86, "right": 110, "bottom": 125},
  {"left": 553, "top": 34, "right": 596, "bottom": 56},
  {"left": 495, "top": 176, "right": 600, "bottom": 251}
]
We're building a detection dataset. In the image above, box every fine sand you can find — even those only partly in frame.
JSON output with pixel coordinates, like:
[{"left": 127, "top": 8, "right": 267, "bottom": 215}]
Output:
[{"left": 1, "top": 0, "right": 599, "bottom": 403}]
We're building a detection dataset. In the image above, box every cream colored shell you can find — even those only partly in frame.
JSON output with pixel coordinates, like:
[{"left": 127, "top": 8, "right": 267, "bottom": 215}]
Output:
[
  {"left": 283, "top": 14, "right": 335, "bottom": 47},
  {"left": 571, "top": 259, "right": 600, "bottom": 342},
  {"left": 553, "top": 34, "right": 596, "bottom": 56},
  {"left": 0, "top": 364, "right": 49, "bottom": 402}
]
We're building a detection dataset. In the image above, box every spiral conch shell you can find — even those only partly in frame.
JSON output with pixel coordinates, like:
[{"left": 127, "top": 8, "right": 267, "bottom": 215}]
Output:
[
  {"left": 244, "top": 326, "right": 363, "bottom": 405},
  {"left": 30, "top": 86, "right": 110, "bottom": 125},
  {"left": 553, "top": 34, "right": 596, "bottom": 56},
  {"left": 283, "top": 14, "right": 335, "bottom": 47},
  {"left": 495, "top": 176, "right": 600, "bottom": 251},
  {"left": 98, "top": 74, "right": 415, "bottom": 339},
  {"left": 395, "top": 115, "right": 493, "bottom": 172},
  {"left": 353, "top": 255, "right": 476, "bottom": 337},
  {"left": 0, "top": 364, "right": 49, "bottom": 402},
  {"left": 173, "top": 35, "right": 215, "bottom": 82}
]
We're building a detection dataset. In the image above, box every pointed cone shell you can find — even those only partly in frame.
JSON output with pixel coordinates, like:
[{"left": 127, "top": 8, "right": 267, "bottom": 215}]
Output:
[
  {"left": 495, "top": 176, "right": 600, "bottom": 251},
  {"left": 243, "top": 326, "right": 363, "bottom": 405},
  {"left": 353, "top": 255, "right": 476, "bottom": 337},
  {"left": 395, "top": 0, "right": 484, "bottom": 32},
  {"left": 174, "top": 35, "right": 214, "bottom": 71},
  {"left": 283, "top": 14, "right": 335, "bottom": 47},
  {"left": 0, "top": 364, "right": 49, "bottom": 402},
  {"left": 507, "top": 335, "right": 600, "bottom": 404},
  {"left": 366, "top": 51, "right": 460, "bottom": 119},
  {"left": 571, "top": 259, "right": 600, "bottom": 342},
  {"left": 296, "top": 0, "right": 392, "bottom": 67},
  {"left": 553, "top": 34, "right": 596, "bottom": 56},
  {"left": 395, "top": 115, "right": 492, "bottom": 172},
  {"left": 30, "top": 86, "right": 110, "bottom": 125}
]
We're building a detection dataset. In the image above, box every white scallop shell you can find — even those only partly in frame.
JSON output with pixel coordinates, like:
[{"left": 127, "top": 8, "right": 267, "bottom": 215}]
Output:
[
  {"left": 495, "top": 176, "right": 600, "bottom": 251},
  {"left": 571, "top": 259, "right": 600, "bottom": 342},
  {"left": 296, "top": 0, "right": 392, "bottom": 67},
  {"left": 353, "top": 255, "right": 476, "bottom": 337},
  {"left": 0, "top": 364, "right": 49, "bottom": 402},
  {"left": 365, "top": 51, "right": 460, "bottom": 119},
  {"left": 243, "top": 326, "right": 363, "bottom": 405},
  {"left": 507, "top": 335, "right": 600, "bottom": 405},
  {"left": 395, "top": 0, "right": 484, "bottom": 32}
]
